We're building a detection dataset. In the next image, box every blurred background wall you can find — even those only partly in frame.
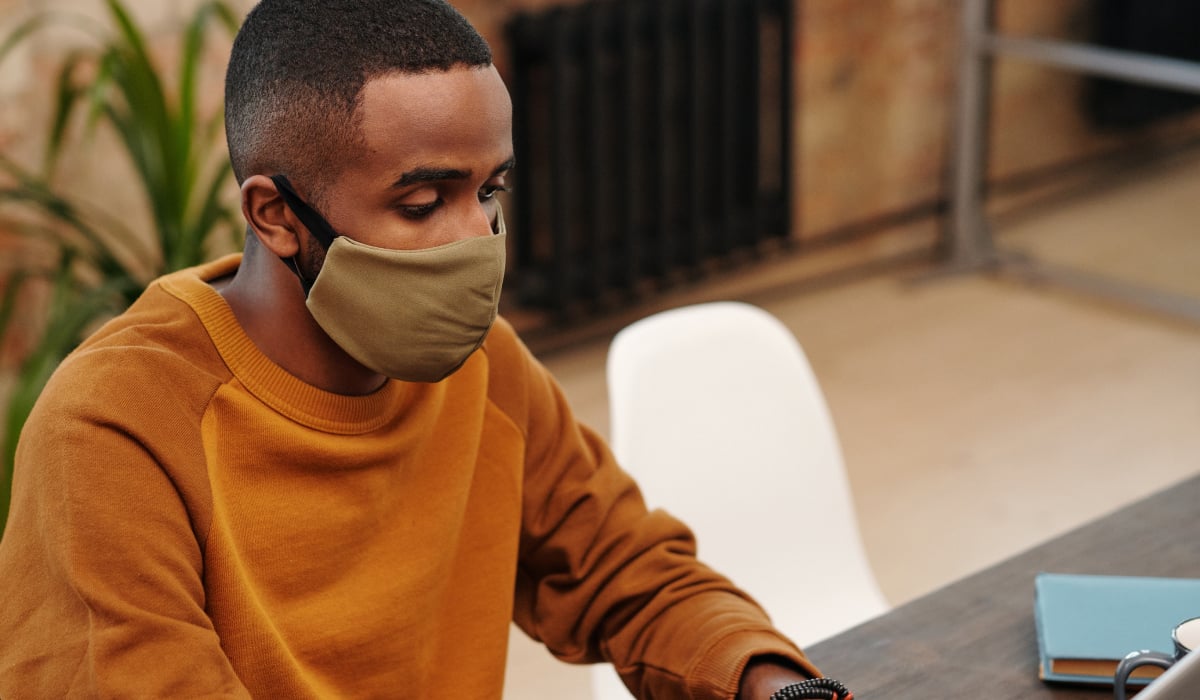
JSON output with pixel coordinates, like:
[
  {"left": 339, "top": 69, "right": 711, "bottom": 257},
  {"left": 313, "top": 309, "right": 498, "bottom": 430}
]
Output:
[{"left": 2, "top": 0, "right": 1198, "bottom": 374}]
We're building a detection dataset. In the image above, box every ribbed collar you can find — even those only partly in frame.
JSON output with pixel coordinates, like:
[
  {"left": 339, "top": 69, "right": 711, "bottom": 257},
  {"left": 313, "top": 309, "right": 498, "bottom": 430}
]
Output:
[{"left": 159, "top": 254, "right": 407, "bottom": 435}]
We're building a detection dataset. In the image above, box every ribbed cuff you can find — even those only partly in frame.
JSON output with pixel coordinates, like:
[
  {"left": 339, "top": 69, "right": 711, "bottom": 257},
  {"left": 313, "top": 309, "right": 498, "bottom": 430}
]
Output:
[{"left": 686, "top": 628, "right": 821, "bottom": 699}]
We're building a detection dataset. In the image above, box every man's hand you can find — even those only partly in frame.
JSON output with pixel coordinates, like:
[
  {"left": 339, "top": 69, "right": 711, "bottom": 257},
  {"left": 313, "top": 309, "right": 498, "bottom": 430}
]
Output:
[{"left": 736, "top": 656, "right": 812, "bottom": 699}]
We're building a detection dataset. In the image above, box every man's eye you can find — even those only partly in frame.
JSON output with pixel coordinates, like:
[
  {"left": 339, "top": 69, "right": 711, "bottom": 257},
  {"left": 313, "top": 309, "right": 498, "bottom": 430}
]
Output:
[
  {"left": 479, "top": 184, "right": 511, "bottom": 201},
  {"left": 400, "top": 200, "right": 442, "bottom": 219}
]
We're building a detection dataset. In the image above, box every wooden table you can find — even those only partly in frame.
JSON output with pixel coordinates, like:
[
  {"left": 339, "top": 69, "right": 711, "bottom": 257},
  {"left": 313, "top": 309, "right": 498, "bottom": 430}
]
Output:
[{"left": 804, "top": 473, "right": 1200, "bottom": 699}]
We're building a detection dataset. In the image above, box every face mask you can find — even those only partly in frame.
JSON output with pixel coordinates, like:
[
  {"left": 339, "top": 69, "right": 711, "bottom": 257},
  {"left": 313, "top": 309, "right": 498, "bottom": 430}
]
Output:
[{"left": 270, "top": 175, "right": 506, "bottom": 383}]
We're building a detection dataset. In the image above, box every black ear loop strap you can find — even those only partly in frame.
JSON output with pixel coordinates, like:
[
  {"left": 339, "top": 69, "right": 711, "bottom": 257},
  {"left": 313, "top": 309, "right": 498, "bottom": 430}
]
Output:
[
  {"left": 269, "top": 174, "right": 338, "bottom": 249},
  {"left": 268, "top": 174, "right": 339, "bottom": 295}
]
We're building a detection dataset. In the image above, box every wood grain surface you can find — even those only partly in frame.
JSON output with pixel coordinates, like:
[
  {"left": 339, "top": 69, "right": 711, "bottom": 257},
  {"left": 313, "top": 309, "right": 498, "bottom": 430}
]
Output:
[{"left": 804, "top": 475, "right": 1200, "bottom": 699}]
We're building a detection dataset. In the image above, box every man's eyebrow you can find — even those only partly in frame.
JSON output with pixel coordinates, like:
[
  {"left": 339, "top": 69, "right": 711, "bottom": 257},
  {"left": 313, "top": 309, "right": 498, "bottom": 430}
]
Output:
[
  {"left": 492, "top": 157, "right": 516, "bottom": 176},
  {"left": 391, "top": 167, "right": 469, "bottom": 188},
  {"left": 391, "top": 157, "right": 516, "bottom": 189}
]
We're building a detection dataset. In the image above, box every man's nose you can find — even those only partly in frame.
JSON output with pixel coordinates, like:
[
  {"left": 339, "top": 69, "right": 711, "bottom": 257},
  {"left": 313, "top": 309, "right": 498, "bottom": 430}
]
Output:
[{"left": 462, "top": 202, "right": 498, "bottom": 240}]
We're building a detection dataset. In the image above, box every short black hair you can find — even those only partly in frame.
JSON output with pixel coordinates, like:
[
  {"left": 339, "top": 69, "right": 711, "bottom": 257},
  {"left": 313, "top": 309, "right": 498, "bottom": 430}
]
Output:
[{"left": 225, "top": 0, "right": 493, "bottom": 200}]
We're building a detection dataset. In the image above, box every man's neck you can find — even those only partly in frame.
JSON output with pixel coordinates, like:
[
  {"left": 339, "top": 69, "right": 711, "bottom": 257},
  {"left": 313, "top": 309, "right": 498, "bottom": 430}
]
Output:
[{"left": 216, "top": 249, "right": 387, "bottom": 396}]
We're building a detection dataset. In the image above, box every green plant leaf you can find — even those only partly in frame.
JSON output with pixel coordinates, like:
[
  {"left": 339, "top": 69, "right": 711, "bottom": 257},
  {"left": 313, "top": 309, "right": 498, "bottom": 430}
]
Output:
[
  {"left": 181, "top": 159, "right": 237, "bottom": 267},
  {"left": 0, "top": 153, "right": 153, "bottom": 271},
  {"left": 0, "top": 0, "right": 242, "bottom": 538},
  {"left": 0, "top": 14, "right": 51, "bottom": 65},
  {"left": 43, "top": 51, "right": 89, "bottom": 177},
  {"left": 0, "top": 268, "right": 32, "bottom": 358}
]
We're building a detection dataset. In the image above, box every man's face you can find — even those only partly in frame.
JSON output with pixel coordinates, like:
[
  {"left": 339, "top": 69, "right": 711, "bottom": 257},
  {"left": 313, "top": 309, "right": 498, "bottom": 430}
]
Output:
[{"left": 311, "top": 64, "right": 514, "bottom": 252}]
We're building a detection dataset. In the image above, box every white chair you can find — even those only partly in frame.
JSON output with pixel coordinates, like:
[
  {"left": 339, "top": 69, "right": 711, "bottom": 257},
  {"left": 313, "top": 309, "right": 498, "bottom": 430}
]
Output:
[{"left": 592, "top": 301, "right": 889, "bottom": 699}]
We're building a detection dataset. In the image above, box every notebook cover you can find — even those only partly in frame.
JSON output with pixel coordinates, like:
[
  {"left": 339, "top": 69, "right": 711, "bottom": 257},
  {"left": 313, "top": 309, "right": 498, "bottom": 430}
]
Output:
[{"left": 1034, "top": 573, "right": 1200, "bottom": 686}]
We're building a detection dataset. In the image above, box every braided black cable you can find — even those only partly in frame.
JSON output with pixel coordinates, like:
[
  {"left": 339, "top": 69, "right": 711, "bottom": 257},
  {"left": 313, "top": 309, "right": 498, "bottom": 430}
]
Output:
[{"left": 768, "top": 677, "right": 854, "bottom": 700}]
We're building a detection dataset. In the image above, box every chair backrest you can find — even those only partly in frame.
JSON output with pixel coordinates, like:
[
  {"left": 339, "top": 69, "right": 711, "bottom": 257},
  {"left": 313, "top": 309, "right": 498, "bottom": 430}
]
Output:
[{"left": 592, "top": 301, "right": 888, "bottom": 698}]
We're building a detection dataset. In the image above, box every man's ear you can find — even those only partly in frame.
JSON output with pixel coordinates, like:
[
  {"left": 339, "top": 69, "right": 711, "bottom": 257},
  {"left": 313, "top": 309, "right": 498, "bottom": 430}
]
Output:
[{"left": 241, "top": 174, "right": 301, "bottom": 257}]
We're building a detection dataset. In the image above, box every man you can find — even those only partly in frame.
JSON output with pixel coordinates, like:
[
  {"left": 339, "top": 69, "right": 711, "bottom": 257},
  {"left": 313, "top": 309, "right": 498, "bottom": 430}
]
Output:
[{"left": 0, "top": 1, "right": 845, "bottom": 697}]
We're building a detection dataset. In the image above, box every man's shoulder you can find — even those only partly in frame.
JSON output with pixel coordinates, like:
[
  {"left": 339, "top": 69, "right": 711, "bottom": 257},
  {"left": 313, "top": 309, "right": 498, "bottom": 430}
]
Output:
[
  {"left": 476, "top": 315, "right": 546, "bottom": 422},
  {"left": 35, "top": 279, "right": 231, "bottom": 431},
  {"left": 482, "top": 314, "right": 545, "bottom": 375}
]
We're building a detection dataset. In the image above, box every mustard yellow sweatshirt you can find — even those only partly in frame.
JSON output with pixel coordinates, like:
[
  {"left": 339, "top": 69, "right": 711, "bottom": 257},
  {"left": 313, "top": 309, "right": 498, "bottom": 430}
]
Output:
[{"left": 0, "top": 255, "right": 815, "bottom": 698}]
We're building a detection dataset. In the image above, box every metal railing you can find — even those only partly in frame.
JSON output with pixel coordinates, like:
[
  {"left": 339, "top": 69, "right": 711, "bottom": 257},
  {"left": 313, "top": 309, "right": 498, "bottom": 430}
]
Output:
[{"left": 947, "top": 0, "right": 1200, "bottom": 323}]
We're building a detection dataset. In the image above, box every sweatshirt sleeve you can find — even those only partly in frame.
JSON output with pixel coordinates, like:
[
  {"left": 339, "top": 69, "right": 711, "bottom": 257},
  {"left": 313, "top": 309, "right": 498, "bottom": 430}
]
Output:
[
  {"left": 0, "top": 350, "right": 251, "bottom": 698},
  {"left": 487, "top": 321, "right": 819, "bottom": 699}
]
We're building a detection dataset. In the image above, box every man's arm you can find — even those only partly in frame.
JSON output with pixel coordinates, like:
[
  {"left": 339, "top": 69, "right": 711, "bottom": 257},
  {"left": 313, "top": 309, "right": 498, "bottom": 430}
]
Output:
[
  {"left": 0, "top": 355, "right": 249, "bottom": 697},
  {"left": 517, "top": 413, "right": 820, "bottom": 698},
  {"left": 738, "top": 656, "right": 814, "bottom": 699},
  {"left": 485, "top": 321, "right": 819, "bottom": 698}
]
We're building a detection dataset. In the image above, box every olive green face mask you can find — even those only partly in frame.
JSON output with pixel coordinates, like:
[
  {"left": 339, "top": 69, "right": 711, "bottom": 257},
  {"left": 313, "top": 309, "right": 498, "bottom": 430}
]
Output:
[{"left": 271, "top": 175, "right": 506, "bottom": 383}]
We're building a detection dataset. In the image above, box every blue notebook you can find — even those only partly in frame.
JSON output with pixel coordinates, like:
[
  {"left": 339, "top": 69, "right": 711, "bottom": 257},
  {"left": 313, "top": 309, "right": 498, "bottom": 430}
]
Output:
[{"left": 1034, "top": 573, "right": 1200, "bottom": 685}]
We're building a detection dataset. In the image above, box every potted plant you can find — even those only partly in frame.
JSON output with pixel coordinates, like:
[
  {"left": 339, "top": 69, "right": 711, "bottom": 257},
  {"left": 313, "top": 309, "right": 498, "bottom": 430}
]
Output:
[{"left": 0, "top": 0, "right": 242, "bottom": 536}]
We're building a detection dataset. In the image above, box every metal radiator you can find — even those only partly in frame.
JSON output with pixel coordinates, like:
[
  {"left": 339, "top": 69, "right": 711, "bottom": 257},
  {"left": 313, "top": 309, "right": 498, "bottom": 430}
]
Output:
[
  {"left": 505, "top": 0, "right": 794, "bottom": 322},
  {"left": 1087, "top": 0, "right": 1200, "bottom": 128}
]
